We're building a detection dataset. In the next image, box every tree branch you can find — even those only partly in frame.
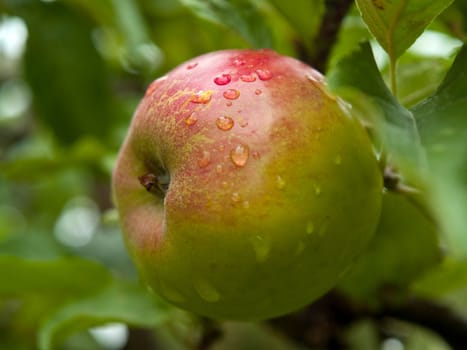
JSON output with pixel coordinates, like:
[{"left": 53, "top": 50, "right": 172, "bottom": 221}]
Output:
[{"left": 297, "top": 0, "right": 354, "bottom": 72}]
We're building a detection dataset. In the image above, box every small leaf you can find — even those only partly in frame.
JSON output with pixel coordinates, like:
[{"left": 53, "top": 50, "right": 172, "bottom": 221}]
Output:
[
  {"left": 388, "top": 53, "right": 452, "bottom": 107},
  {"left": 356, "top": 0, "right": 454, "bottom": 59},
  {"left": 38, "top": 280, "right": 169, "bottom": 350},
  {"left": 339, "top": 192, "right": 440, "bottom": 301},
  {"left": 411, "top": 44, "right": 467, "bottom": 257},
  {"left": 180, "top": 0, "right": 273, "bottom": 48},
  {"left": 327, "top": 42, "right": 425, "bottom": 182}
]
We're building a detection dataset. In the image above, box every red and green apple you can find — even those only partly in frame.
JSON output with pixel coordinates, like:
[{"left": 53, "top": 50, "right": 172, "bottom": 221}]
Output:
[{"left": 112, "top": 49, "right": 383, "bottom": 320}]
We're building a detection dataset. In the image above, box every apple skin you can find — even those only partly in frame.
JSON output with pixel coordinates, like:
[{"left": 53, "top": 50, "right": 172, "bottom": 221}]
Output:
[{"left": 112, "top": 49, "right": 383, "bottom": 321}]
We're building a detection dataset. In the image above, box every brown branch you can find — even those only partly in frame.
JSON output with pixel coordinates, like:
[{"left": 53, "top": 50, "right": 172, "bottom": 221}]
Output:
[{"left": 297, "top": 0, "right": 354, "bottom": 72}]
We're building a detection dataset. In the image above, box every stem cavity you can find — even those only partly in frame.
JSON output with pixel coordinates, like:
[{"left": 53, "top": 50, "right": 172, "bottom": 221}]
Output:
[{"left": 139, "top": 172, "right": 170, "bottom": 197}]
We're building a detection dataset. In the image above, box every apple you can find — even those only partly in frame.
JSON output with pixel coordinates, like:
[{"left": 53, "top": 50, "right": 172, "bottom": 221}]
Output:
[{"left": 112, "top": 49, "right": 383, "bottom": 321}]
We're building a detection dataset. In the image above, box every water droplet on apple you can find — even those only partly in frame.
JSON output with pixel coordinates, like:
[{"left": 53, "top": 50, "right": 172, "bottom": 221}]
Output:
[
  {"left": 306, "top": 74, "right": 336, "bottom": 101},
  {"left": 190, "top": 90, "right": 212, "bottom": 104},
  {"left": 255, "top": 89, "right": 262, "bottom": 95},
  {"left": 226, "top": 101, "right": 233, "bottom": 107},
  {"left": 198, "top": 151, "right": 211, "bottom": 168},
  {"left": 187, "top": 62, "right": 198, "bottom": 70},
  {"left": 218, "top": 144, "right": 225, "bottom": 152},
  {"left": 185, "top": 112, "right": 198, "bottom": 126},
  {"left": 306, "top": 221, "right": 314, "bottom": 234},
  {"left": 240, "top": 73, "right": 256, "bottom": 82},
  {"left": 214, "top": 74, "right": 231, "bottom": 85},
  {"left": 338, "top": 264, "right": 353, "bottom": 279},
  {"left": 223, "top": 89, "right": 240, "bottom": 100},
  {"left": 314, "top": 183, "right": 321, "bottom": 196},
  {"left": 334, "top": 154, "right": 342, "bottom": 165},
  {"left": 230, "top": 144, "right": 249, "bottom": 167},
  {"left": 232, "top": 57, "right": 245, "bottom": 66},
  {"left": 256, "top": 69, "right": 272, "bottom": 81},
  {"left": 318, "top": 222, "right": 328, "bottom": 236},
  {"left": 242, "top": 200, "right": 250, "bottom": 209},
  {"left": 216, "top": 164, "right": 223, "bottom": 174},
  {"left": 194, "top": 279, "right": 220, "bottom": 302},
  {"left": 237, "top": 117, "right": 248, "bottom": 128},
  {"left": 250, "top": 235, "right": 270, "bottom": 263},
  {"left": 231, "top": 192, "right": 241, "bottom": 203},
  {"left": 305, "top": 70, "right": 324, "bottom": 82},
  {"left": 216, "top": 115, "right": 234, "bottom": 131},
  {"left": 276, "top": 175, "right": 286, "bottom": 189},
  {"left": 252, "top": 151, "right": 261, "bottom": 160},
  {"left": 295, "top": 241, "right": 305, "bottom": 255},
  {"left": 160, "top": 281, "right": 185, "bottom": 303}
]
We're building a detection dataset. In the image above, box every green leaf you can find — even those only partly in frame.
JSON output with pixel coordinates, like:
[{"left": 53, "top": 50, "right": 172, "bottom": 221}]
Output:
[
  {"left": 21, "top": 2, "right": 114, "bottom": 145},
  {"left": 339, "top": 191, "right": 440, "bottom": 301},
  {"left": 268, "top": 0, "right": 324, "bottom": 44},
  {"left": 38, "top": 280, "right": 169, "bottom": 350},
  {"left": 387, "top": 53, "right": 452, "bottom": 107},
  {"left": 54, "top": 0, "right": 163, "bottom": 73},
  {"left": 1, "top": 137, "right": 111, "bottom": 182},
  {"left": 328, "top": 14, "right": 373, "bottom": 71},
  {"left": 327, "top": 42, "right": 425, "bottom": 182},
  {"left": 412, "top": 259, "right": 467, "bottom": 297},
  {"left": 411, "top": 44, "right": 467, "bottom": 257},
  {"left": 0, "top": 256, "right": 111, "bottom": 298},
  {"left": 108, "top": 0, "right": 163, "bottom": 72},
  {"left": 0, "top": 240, "right": 114, "bottom": 346},
  {"left": 180, "top": 0, "right": 273, "bottom": 48},
  {"left": 355, "top": 0, "right": 454, "bottom": 59},
  {"left": 0, "top": 233, "right": 65, "bottom": 260}
]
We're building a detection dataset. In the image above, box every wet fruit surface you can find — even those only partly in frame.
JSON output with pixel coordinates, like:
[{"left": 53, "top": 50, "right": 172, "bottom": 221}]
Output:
[{"left": 112, "top": 49, "right": 383, "bottom": 320}]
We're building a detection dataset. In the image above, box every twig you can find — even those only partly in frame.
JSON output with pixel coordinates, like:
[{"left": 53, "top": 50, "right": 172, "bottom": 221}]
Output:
[
  {"left": 383, "top": 165, "right": 437, "bottom": 226},
  {"left": 298, "top": 0, "right": 354, "bottom": 72}
]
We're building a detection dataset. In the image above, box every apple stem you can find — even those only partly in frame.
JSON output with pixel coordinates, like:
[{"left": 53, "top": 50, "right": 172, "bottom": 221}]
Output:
[
  {"left": 139, "top": 173, "right": 158, "bottom": 192},
  {"left": 138, "top": 172, "right": 170, "bottom": 196}
]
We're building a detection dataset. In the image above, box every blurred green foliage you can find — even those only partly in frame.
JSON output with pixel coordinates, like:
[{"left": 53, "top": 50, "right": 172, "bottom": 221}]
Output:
[{"left": 0, "top": 0, "right": 466, "bottom": 349}]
